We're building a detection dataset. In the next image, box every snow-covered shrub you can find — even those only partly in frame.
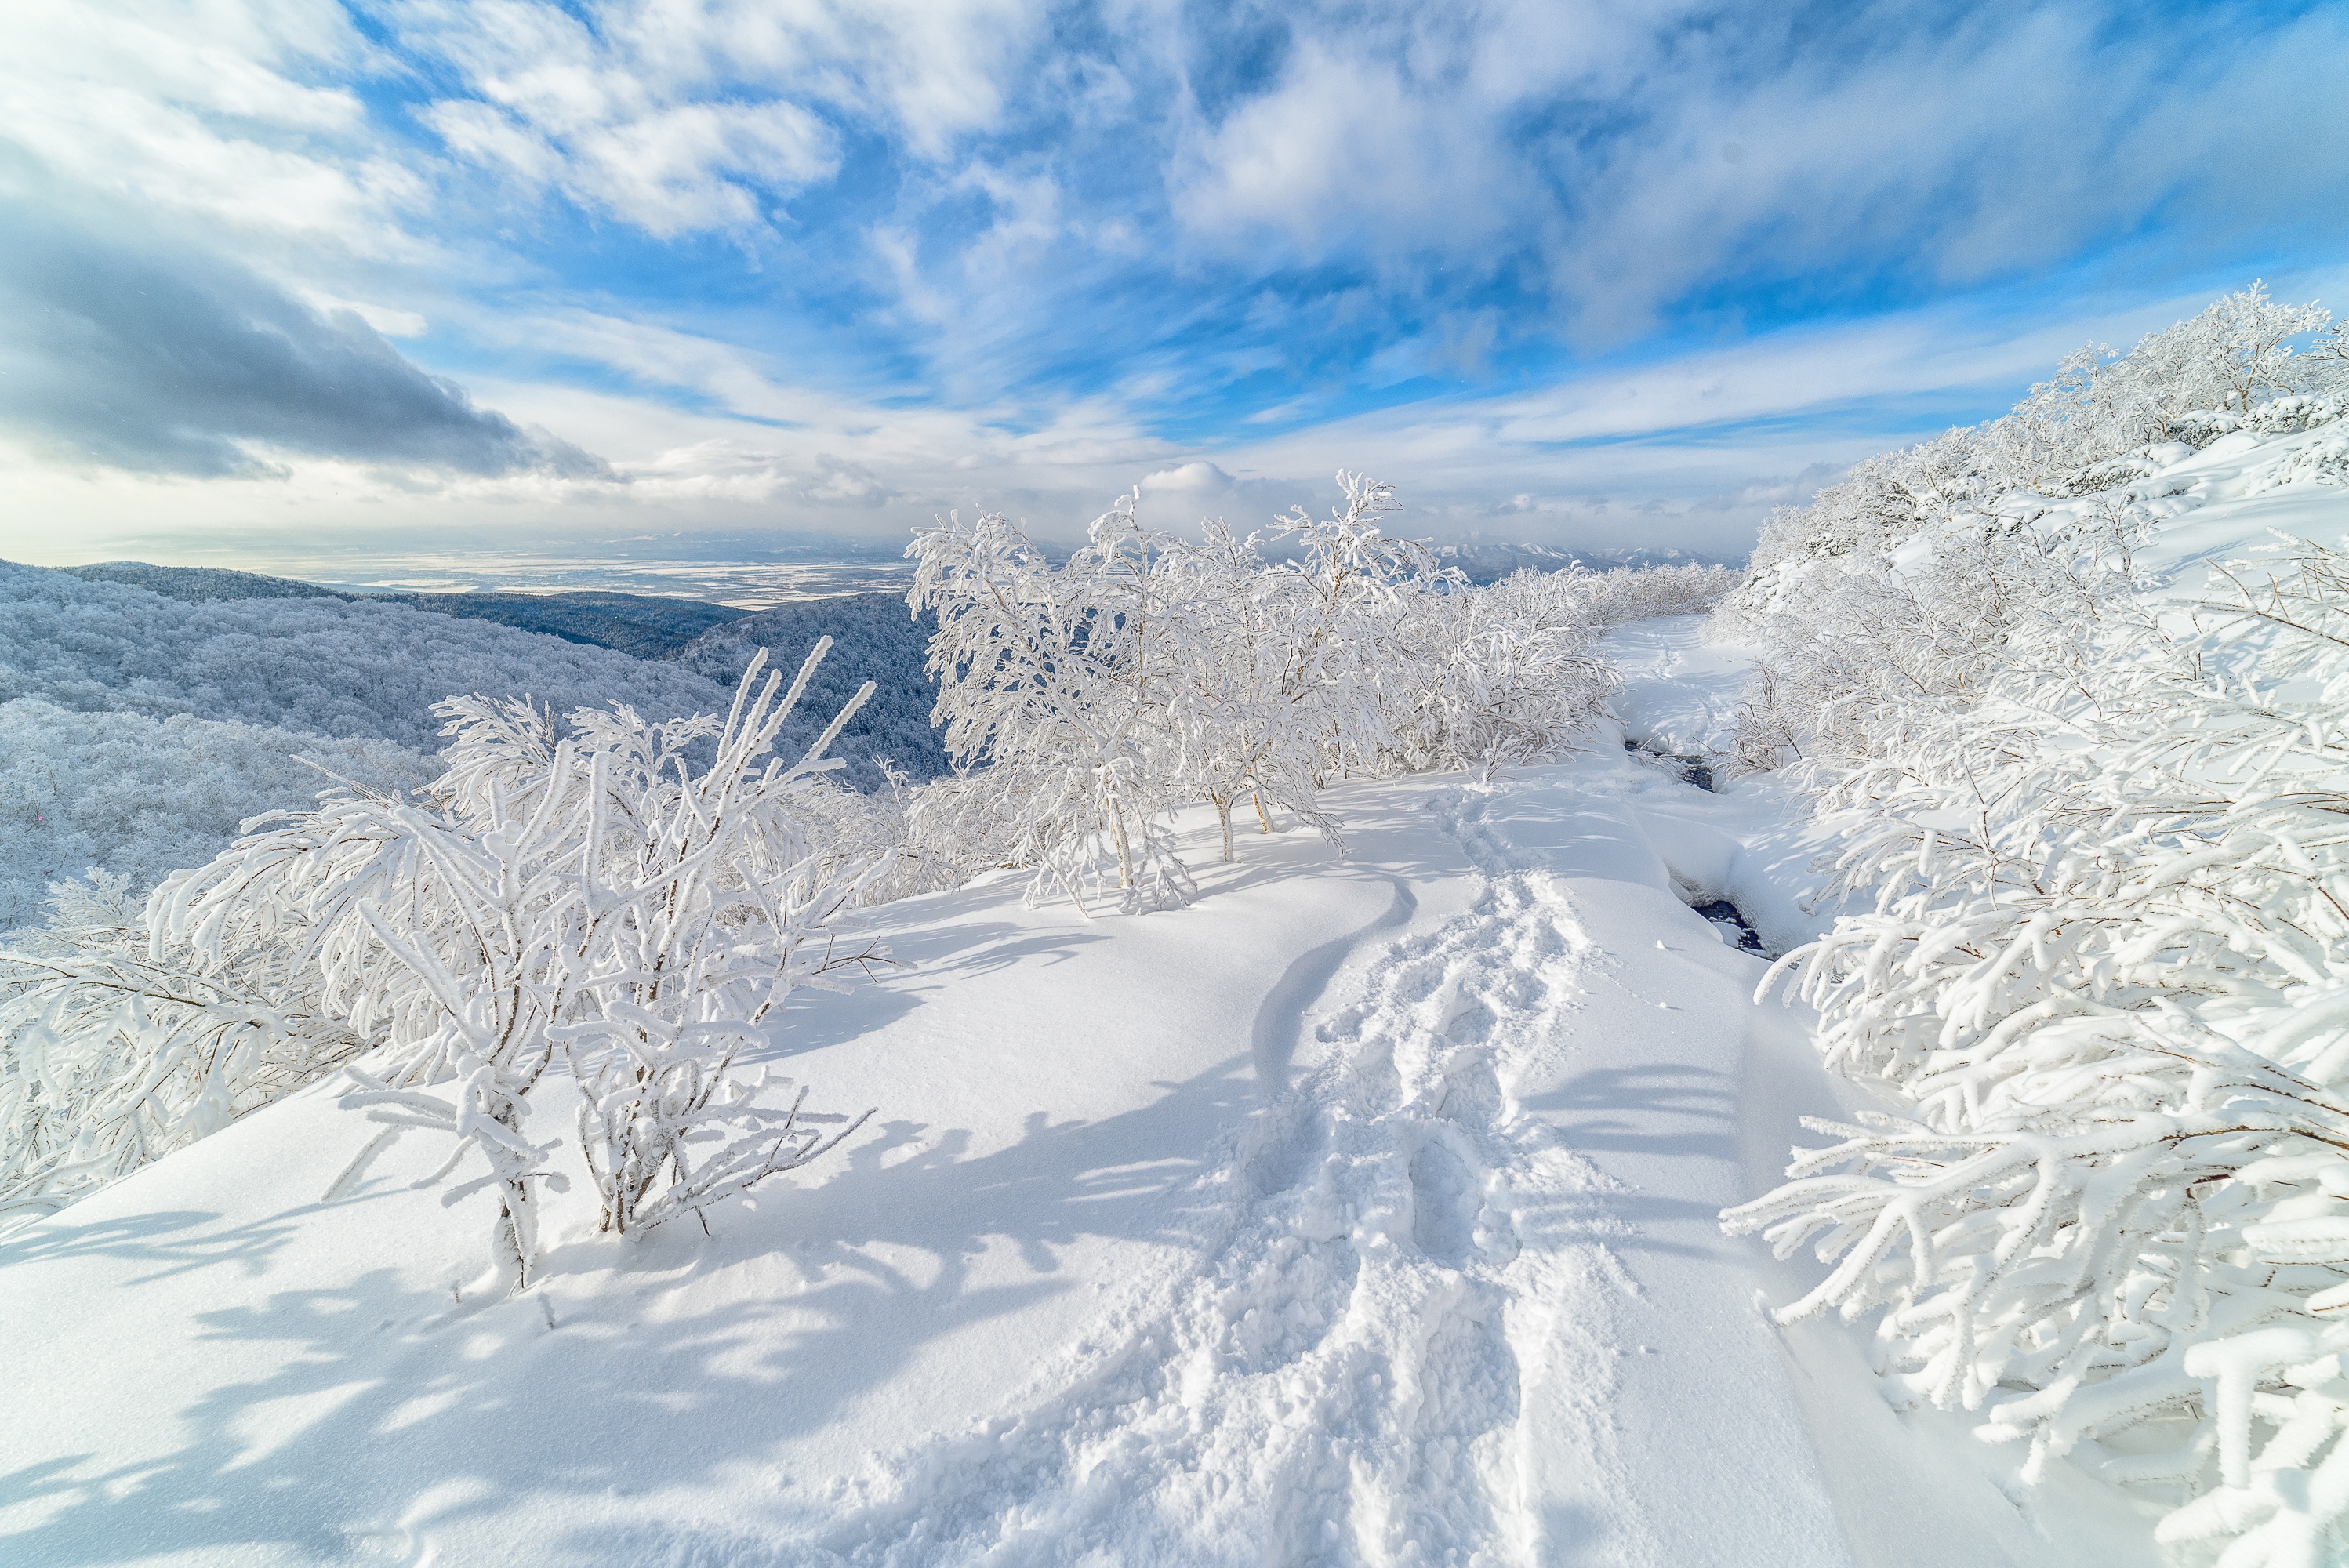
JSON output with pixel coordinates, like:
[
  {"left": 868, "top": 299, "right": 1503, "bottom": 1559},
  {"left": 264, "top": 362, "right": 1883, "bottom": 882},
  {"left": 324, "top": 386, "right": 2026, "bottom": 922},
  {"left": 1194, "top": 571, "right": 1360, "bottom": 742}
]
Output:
[
  {"left": 1726, "top": 539, "right": 2349, "bottom": 1563},
  {"left": 1726, "top": 519, "right": 2122, "bottom": 773},
  {"left": 1378, "top": 568, "right": 1617, "bottom": 779},
  {"left": 2242, "top": 395, "right": 2347, "bottom": 437},
  {"left": 2249, "top": 429, "right": 2349, "bottom": 495},
  {"left": 1555, "top": 561, "right": 1741, "bottom": 626},
  {"left": 2117, "top": 282, "right": 2332, "bottom": 425},
  {"left": 2, "top": 651, "right": 884, "bottom": 1283},
  {"left": 188, "top": 647, "right": 880, "bottom": 1284},
  {"left": 0, "top": 871, "right": 369, "bottom": 1228}
]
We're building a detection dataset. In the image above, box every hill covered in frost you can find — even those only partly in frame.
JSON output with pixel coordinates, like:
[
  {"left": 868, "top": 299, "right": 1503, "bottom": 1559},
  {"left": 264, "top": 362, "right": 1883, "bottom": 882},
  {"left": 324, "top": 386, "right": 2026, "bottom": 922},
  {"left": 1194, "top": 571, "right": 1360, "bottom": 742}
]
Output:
[
  {"left": 665, "top": 590, "right": 948, "bottom": 789},
  {"left": 0, "top": 560, "right": 734, "bottom": 927}
]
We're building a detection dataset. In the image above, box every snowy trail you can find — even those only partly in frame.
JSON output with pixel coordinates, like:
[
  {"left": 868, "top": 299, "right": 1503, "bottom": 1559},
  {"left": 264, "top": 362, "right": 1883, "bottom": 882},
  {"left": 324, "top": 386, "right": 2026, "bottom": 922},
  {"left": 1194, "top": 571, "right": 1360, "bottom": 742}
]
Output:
[
  {"left": 793, "top": 779, "right": 1851, "bottom": 1566},
  {"left": 2, "top": 751, "right": 1933, "bottom": 1567}
]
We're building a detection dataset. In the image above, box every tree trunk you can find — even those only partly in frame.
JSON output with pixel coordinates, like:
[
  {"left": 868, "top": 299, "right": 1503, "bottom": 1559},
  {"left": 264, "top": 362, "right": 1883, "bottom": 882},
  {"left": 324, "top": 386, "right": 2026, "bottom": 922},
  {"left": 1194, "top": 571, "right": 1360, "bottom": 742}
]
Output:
[{"left": 1109, "top": 802, "right": 1135, "bottom": 888}]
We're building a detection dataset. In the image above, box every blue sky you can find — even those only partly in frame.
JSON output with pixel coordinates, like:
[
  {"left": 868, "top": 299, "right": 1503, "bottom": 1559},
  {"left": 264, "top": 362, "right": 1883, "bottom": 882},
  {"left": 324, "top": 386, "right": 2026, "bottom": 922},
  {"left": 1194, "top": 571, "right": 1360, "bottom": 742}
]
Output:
[{"left": 2, "top": 0, "right": 2344, "bottom": 564}]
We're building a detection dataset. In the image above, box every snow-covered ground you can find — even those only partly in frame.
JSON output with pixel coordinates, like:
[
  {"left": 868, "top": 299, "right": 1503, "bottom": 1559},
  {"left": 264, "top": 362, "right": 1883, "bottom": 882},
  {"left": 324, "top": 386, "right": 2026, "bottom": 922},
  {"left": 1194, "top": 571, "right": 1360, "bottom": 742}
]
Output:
[
  {"left": 2107, "top": 417, "right": 2349, "bottom": 597},
  {"left": 0, "top": 666, "right": 2166, "bottom": 1566}
]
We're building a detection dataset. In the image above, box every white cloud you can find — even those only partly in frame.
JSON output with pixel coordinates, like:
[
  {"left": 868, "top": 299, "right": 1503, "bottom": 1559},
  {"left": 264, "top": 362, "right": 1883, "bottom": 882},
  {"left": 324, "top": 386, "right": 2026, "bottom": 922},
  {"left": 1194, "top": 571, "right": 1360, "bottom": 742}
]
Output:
[
  {"left": 1171, "top": 33, "right": 1518, "bottom": 261},
  {"left": 1160, "top": 2, "right": 2349, "bottom": 337},
  {"left": 393, "top": 0, "right": 1042, "bottom": 234},
  {"left": 302, "top": 291, "right": 430, "bottom": 337},
  {"left": 5, "top": 0, "right": 2346, "bottom": 571},
  {"left": 0, "top": 2, "right": 427, "bottom": 252}
]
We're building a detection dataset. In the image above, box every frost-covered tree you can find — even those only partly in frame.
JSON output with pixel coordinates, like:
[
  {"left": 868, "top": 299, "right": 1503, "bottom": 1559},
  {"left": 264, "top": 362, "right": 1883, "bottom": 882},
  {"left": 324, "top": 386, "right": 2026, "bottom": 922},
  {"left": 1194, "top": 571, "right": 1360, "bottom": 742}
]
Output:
[
  {"left": 1166, "top": 476, "right": 1440, "bottom": 858},
  {"left": 909, "top": 472, "right": 1621, "bottom": 891},
  {"left": 1378, "top": 568, "right": 1617, "bottom": 779},
  {"left": 909, "top": 492, "right": 1196, "bottom": 913},
  {"left": 2122, "top": 280, "right": 2331, "bottom": 421},
  {"left": 2304, "top": 319, "right": 2349, "bottom": 398}
]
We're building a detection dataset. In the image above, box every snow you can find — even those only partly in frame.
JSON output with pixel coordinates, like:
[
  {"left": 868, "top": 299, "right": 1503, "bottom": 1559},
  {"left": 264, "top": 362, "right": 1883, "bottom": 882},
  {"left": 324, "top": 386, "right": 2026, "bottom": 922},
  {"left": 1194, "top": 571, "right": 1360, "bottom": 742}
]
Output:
[
  {"left": 2068, "top": 418, "right": 2349, "bottom": 598},
  {"left": 1596, "top": 614, "right": 1752, "bottom": 759},
  {"left": 1597, "top": 616, "right": 1857, "bottom": 956},
  {"left": 0, "top": 741, "right": 2153, "bottom": 1566},
  {"left": 0, "top": 635, "right": 2174, "bottom": 1567}
]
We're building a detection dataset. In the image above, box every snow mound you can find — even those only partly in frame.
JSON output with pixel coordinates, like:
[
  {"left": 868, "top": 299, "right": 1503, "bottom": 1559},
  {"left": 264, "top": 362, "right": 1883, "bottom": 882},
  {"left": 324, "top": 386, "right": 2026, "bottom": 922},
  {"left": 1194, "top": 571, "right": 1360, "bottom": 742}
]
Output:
[{"left": 2031, "top": 413, "right": 2349, "bottom": 597}]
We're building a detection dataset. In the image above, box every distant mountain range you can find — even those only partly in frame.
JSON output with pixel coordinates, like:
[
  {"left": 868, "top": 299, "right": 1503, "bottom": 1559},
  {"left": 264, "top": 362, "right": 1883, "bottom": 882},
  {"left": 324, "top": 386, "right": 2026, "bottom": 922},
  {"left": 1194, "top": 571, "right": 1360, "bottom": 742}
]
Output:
[{"left": 64, "top": 561, "right": 746, "bottom": 659}]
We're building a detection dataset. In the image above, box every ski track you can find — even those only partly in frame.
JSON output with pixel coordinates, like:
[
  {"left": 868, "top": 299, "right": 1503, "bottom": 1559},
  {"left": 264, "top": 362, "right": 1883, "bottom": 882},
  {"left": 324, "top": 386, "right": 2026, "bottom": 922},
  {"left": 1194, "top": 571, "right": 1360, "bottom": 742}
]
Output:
[{"left": 805, "top": 786, "right": 1640, "bottom": 1567}]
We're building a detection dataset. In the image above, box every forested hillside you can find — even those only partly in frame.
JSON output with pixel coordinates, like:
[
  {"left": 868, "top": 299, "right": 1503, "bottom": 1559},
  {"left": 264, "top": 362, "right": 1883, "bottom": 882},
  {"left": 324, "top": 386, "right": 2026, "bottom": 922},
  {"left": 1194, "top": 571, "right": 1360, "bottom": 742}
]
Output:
[
  {"left": 666, "top": 591, "right": 948, "bottom": 789},
  {"left": 0, "top": 561, "right": 732, "bottom": 927},
  {"left": 65, "top": 561, "right": 748, "bottom": 659}
]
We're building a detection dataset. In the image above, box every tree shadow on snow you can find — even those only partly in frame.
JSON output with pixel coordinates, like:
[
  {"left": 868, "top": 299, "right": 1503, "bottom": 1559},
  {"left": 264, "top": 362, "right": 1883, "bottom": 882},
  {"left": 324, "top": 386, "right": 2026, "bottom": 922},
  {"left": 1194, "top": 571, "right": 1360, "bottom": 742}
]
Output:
[
  {"left": 0, "top": 815, "right": 1469, "bottom": 1565},
  {"left": 0, "top": 1051, "right": 1267, "bottom": 1566},
  {"left": 0, "top": 1207, "right": 300, "bottom": 1286},
  {"left": 1512, "top": 1061, "right": 1743, "bottom": 1261}
]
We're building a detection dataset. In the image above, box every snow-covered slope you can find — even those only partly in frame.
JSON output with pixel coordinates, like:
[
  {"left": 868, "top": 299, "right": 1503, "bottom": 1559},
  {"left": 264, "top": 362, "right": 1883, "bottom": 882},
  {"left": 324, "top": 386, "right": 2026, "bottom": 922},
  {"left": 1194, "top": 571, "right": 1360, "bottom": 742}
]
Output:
[
  {"left": 2048, "top": 414, "right": 2349, "bottom": 596},
  {"left": 0, "top": 736, "right": 2151, "bottom": 1567},
  {"left": 0, "top": 561, "right": 734, "bottom": 929}
]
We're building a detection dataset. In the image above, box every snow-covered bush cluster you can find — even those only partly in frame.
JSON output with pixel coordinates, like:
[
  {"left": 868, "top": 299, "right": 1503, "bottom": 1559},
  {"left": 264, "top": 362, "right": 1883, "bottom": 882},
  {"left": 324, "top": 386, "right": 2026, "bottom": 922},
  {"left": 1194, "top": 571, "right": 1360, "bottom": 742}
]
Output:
[
  {"left": 1718, "top": 281, "right": 2341, "bottom": 775},
  {"left": 1721, "top": 282, "right": 2349, "bottom": 1561},
  {"left": 1, "top": 648, "right": 882, "bottom": 1285},
  {"left": 905, "top": 474, "right": 1620, "bottom": 911},
  {"left": 1550, "top": 559, "right": 1739, "bottom": 626}
]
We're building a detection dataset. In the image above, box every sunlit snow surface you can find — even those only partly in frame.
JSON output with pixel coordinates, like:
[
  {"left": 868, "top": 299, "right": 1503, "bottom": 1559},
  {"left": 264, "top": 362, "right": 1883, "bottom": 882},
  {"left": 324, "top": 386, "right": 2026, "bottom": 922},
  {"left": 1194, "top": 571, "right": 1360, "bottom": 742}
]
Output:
[
  {"left": 0, "top": 739, "right": 2158, "bottom": 1566},
  {"left": 2104, "top": 420, "right": 2349, "bottom": 599}
]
